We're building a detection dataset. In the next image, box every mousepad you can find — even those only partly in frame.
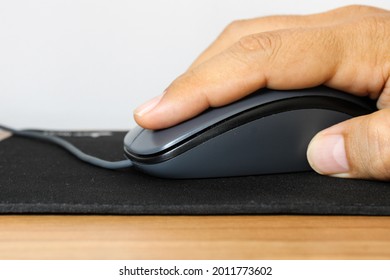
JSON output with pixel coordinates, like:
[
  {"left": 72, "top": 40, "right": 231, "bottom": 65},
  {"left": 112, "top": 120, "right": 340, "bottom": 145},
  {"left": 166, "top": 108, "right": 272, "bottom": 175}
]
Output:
[{"left": 0, "top": 130, "right": 389, "bottom": 215}]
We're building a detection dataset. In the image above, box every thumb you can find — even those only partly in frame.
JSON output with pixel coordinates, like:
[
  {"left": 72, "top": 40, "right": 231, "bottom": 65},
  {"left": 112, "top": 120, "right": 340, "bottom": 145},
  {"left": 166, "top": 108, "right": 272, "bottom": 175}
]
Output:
[{"left": 307, "top": 109, "right": 390, "bottom": 180}]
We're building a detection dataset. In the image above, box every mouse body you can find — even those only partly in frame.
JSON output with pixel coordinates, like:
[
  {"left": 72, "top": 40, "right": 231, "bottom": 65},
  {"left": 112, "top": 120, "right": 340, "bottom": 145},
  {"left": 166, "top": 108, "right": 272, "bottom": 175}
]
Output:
[{"left": 124, "top": 87, "right": 376, "bottom": 178}]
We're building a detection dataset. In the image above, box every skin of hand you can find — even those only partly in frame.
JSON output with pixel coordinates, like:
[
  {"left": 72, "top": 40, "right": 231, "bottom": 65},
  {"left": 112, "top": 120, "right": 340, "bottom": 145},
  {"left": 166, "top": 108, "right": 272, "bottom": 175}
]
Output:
[{"left": 134, "top": 5, "right": 390, "bottom": 181}]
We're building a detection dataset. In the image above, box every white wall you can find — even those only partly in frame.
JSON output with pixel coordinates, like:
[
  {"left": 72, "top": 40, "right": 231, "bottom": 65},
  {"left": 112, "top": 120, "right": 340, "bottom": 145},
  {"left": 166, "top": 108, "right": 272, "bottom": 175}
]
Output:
[{"left": 1, "top": 0, "right": 390, "bottom": 130}]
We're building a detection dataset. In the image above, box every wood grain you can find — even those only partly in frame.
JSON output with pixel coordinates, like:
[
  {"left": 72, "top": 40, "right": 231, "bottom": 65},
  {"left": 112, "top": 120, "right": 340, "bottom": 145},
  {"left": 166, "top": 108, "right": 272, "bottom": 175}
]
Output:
[{"left": 0, "top": 216, "right": 390, "bottom": 259}]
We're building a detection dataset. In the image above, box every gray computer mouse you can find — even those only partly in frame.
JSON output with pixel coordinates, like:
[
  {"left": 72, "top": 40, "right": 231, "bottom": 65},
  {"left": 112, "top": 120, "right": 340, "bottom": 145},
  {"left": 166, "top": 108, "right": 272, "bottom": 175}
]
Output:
[{"left": 124, "top": 86, "right": 376, "bottom": 179}]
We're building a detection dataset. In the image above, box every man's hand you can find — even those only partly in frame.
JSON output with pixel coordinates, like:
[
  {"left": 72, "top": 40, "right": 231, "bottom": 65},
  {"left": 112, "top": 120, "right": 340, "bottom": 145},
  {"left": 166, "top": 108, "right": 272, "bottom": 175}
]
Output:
[{"left": 134, "top": 5, "right": 390, "bottom": 180}]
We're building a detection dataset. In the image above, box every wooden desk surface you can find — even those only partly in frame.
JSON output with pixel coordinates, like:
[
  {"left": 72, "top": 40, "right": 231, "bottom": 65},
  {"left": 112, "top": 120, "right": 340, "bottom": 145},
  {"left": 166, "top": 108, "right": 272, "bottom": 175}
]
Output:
[{"left": 1, "top": 216, "right": 390, "bottom": 260}]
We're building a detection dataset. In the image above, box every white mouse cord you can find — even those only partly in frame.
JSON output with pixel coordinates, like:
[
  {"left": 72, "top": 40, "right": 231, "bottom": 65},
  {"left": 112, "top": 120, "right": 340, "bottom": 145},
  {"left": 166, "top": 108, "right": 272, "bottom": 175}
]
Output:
[{"left": 0, "top": 124, "right": 133, "bottom": 170}]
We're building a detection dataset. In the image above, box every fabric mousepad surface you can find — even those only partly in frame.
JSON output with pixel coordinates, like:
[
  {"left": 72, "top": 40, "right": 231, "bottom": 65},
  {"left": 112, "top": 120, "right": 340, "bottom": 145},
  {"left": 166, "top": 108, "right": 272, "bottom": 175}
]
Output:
[{"left": 0, "top": 131, "right": 389, "bottom": 215}]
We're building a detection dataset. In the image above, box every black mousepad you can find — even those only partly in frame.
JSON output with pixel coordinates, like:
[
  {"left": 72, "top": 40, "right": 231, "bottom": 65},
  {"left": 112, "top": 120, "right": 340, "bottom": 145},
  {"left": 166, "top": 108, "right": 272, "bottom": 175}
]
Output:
[{"left": 0, "top": 131, "right": 389, "bottom": 215}]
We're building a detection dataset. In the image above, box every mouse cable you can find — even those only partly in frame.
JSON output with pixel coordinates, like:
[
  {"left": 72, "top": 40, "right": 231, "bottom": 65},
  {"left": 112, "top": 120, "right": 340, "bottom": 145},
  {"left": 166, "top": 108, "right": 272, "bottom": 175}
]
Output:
[{"left": 0, "top": 124, "right": 133, "bottom": 170}]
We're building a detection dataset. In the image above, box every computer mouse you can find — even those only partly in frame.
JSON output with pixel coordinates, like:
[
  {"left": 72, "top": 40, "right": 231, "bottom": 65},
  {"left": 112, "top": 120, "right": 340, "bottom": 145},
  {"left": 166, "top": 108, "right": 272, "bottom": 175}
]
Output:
[{"left": 124, "top": 86, "right": 376, "bottom": 179}]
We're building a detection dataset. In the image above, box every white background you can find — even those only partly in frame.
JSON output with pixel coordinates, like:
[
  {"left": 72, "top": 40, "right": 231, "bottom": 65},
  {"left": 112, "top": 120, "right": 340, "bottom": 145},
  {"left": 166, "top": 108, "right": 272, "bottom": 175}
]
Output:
[
  {"left": 1, "top": 0, "right": 390, "bottom": 130},
  {"left": 0, "top": 260, "right": 390, "bottom": 280}
]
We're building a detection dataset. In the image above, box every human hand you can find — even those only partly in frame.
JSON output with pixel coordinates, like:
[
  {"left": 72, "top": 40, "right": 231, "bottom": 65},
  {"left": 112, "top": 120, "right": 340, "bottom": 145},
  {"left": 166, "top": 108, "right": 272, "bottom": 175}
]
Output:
[{"left": 134, "top": 5, "right": 390, "bottom": 180}]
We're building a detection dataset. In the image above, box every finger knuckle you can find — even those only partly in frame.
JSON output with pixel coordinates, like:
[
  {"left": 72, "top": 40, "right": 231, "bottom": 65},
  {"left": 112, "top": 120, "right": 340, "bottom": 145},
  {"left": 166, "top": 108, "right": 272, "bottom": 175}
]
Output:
[
  {"left": 339, "top": 4, "right": 386, "bottom": 15},
  {"left": 235, "top": 32, "right": 282, "bottom": 56},
  {"left": 222, "top": 20, "right": 249, "bottom": 37},
  {"left": 362, "top": 14, "right": 388, "bottom": 30}
]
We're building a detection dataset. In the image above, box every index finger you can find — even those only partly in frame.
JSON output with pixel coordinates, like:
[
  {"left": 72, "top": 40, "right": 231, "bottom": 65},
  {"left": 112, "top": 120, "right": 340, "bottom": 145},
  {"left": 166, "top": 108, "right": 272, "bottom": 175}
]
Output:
[{"left": 134, "top": 26, "right": 342, "bottom": 129}]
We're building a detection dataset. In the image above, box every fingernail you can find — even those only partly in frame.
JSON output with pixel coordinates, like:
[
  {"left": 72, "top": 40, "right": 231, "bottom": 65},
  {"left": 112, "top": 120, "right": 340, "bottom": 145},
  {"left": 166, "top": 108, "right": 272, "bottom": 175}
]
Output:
[
  {"left": 134, "top": 93, "right": 164, "bottom": 117},
  {"left": 307, "top": 134, "right": 350, "bottom": 176}
]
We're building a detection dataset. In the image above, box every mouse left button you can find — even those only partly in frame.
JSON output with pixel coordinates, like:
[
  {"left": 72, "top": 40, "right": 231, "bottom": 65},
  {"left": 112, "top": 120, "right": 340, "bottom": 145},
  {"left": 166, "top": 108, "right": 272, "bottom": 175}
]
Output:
[{"left": 124, "top": 126, "right": 144, "bottom": 151}]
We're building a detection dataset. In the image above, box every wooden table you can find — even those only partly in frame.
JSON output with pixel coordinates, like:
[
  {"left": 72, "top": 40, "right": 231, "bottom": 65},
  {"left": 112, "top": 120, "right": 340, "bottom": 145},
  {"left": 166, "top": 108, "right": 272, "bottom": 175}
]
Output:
[{"left": 1, "top": 216, "right": 390, "bottom": 259}]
